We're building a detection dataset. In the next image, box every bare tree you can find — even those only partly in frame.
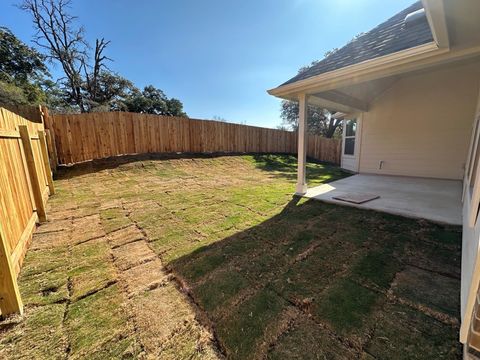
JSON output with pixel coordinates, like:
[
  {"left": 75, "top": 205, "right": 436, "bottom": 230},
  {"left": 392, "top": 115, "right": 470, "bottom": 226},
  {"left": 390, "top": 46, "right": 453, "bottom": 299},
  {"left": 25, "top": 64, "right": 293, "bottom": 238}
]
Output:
[{"left": 20, "top": 0, "right": 110, "bottom": 112}]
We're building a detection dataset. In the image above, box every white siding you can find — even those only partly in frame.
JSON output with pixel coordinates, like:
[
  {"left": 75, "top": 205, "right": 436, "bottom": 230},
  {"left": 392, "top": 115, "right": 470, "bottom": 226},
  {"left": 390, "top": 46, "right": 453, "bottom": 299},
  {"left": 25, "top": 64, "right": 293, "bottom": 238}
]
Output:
[
  {"left": 461, "top": 193, "right": 480, "bottom": 341},
  {"left": 341, "top": 156, "right": 357, "bottom": 172},
  {"left": 359, "top": 60, "right": 480, "bottom": 180}
]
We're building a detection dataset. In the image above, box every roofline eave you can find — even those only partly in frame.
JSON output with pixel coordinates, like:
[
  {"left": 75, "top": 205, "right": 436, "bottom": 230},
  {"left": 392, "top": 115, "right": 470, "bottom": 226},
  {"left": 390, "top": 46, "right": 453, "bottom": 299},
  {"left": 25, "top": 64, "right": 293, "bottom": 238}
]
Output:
[{"left": 267, "top": 42, "right": 444, "bottom": 98}]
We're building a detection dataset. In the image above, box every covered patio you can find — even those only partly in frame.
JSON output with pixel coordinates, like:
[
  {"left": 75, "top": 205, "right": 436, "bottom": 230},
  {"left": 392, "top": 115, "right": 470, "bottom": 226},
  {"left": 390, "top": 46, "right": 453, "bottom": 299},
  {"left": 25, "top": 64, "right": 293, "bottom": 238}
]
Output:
[
  {"left": 266, "top": 0, "right": 480, "bottom": 355},
  {"left": 265, "top": 2, "right": 480, "bottom": 229},
  {"left": 304, "top": 174, "right": 463, "bottom": 225}
]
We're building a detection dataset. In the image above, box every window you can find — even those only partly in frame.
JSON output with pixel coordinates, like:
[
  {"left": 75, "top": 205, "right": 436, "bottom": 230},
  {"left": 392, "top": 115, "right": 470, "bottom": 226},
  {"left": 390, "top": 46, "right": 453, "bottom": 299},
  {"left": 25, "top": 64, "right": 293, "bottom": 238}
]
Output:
[{"left": 344, "top": 119, "right": 357, "bottom": 155}]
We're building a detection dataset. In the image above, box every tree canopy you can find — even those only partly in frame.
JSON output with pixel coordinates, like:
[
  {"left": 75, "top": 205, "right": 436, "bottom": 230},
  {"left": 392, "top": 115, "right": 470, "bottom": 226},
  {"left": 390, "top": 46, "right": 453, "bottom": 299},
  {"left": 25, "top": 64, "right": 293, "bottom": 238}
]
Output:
[
  {"left": 0, "top": 27, "right": 49, "bottom": 105},
  {"left": 124, "top": 85, "right": 187, "bottom": 116},
  {"left": 0, "top": 0, "right": 188, "bottom": 117},
  {"left": 279, "top": 62, "right": 343, "bottom": 139},
  {"left": 279, "top": 97, "right": 342, "bottom": 139}
]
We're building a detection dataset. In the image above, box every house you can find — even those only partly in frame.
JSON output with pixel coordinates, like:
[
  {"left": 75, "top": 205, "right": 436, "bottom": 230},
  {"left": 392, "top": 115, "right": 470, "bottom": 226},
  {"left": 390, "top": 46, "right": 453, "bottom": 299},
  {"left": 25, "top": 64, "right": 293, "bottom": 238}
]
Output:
[{"left": 268, "top": 0, "right": 480, "bottom": 356}]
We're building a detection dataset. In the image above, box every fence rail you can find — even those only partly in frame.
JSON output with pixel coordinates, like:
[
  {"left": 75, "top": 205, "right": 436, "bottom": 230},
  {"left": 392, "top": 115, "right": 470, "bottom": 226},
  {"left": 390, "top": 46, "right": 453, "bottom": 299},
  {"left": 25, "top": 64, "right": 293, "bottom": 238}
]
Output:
[
  {"left": 49, "top": 112, "right": 341, "bottom": 165},
  {"left": 0, "top": 107, "right": 54, "bottom": 316}
]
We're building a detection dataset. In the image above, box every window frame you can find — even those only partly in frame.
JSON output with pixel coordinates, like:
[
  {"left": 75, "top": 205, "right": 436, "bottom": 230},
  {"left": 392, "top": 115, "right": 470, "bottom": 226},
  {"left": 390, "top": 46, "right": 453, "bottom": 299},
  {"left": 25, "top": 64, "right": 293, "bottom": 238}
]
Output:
[
  {"left": 343, "top": 119, "right": 357, "bottom": 157},
  {"left": 466, "top": 92, "right": 480, "bottom": 227}
]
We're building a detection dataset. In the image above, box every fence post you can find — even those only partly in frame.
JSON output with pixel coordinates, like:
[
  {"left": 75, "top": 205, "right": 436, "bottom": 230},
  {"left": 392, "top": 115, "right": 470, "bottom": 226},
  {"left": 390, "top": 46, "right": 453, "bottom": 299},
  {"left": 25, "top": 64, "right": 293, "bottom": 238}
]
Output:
[
  {"left": 0, "top": 221, "right": 23, "bottom": 315},
  {"left": 44, "top": 129, "right": 58, "bottom": 172},
  {"left": 18, "top": 125, "right": 47, "bottom": 222},
  {"left": 38, "top": 131, "right": 55, "bottom": 195}
]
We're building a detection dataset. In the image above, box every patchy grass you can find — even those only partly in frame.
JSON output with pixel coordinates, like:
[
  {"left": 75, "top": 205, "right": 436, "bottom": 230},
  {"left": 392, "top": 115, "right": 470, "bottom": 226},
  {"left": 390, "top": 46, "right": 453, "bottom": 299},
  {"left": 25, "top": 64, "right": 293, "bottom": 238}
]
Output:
[
  {"left": 66, "top": 284, "right": 133, "bottom": 357},
  {"left": 367, "top": 303, "right": 461, "bottom": 359},
  {"left": 0, "top": 304, "right": 67, "bottom": 359},
  {"left": 0, "top": 154, "right": 462, "bottom": 359},
  {"left": 216, "top": 288, "right": 286, "bottom": 359},
  {"left": 313, "top": 279, "right": 380, "bottom": 336}
]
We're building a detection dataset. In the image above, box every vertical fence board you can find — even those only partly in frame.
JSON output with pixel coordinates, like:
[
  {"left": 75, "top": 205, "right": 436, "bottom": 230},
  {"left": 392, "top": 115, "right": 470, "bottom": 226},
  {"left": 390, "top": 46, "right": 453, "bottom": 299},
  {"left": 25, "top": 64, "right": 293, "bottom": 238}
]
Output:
[
  {"left": 38, "top": 131, "right": 55, "bottom": 195},
  {"left": 19, "top": 126, "right": 47, "bottom": 222},
  {"left": 0, "top": 107, "right": 53, "bottom": 315},
  {"left": 49, "top": 112, "right": 341, "bottom": 165}
]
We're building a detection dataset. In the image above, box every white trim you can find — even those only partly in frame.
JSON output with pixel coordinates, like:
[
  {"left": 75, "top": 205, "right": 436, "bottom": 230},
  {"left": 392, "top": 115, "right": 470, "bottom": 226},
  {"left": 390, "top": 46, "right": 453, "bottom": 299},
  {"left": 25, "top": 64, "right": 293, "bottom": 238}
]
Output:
[
  {"left": 341, "top": 114, "right": 363, "bottom": 172},
  {"left": 465, "top": 90, "right": 480, "bottom": 226},
  {"left": 460, "top": 87, "right": 480, "bottom": 344},
  {"left": 268, "top": 44, "right": 480, "bottom": 99},
  {"left": 422, "top": 0, "right": 450, "bottom": 48},
  {"left": 462, "top": 121, "right": 478, "bottom": 202},
  {"left": 309, "top": 95, "right": 356, "bottom": 114},
  {"left": 315, "top": 90, "right": 369, "bottom": 112},
  {"left": 296, "top": 93, "right": 308, "bottom": 195},
  {"left": 464, "top": 92, "right": 480, "bottom": 201}
]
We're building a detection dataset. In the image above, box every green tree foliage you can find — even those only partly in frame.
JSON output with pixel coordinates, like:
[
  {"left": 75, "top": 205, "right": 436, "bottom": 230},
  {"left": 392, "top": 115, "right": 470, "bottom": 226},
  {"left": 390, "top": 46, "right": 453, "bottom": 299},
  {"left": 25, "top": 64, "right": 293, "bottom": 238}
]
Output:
[
  {"left": 0, "top": 27, "right": 49, "bottom": 105},
  {"left": 20, "top": 0, "right": 187, "bottom": 116},
  {"left": 279, "top": 62, "right": 342, "bottom": 138},
  {"left": 279, "top": 100, "right": 342, "bottom": 138},
  {"left": 85, "top": 72, "right": 134, "bottom": 112},
  {"left": 124, "top": 85, "right": 187, "bottom": 116}
]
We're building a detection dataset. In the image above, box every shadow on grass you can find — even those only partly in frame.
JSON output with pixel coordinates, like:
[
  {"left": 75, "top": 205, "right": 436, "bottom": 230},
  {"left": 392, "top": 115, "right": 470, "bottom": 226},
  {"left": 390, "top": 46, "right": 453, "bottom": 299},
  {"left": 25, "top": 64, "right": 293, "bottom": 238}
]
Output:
[{"left": 168, "top": 197, "right": 462, "bottom": 359}]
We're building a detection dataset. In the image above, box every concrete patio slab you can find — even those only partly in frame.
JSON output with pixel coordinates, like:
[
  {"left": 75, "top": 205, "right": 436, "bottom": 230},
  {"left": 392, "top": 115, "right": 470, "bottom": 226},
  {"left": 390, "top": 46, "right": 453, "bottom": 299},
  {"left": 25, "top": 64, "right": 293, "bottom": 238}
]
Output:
[{"left": 304, "top": 174, "right": 462, "bottom": 225}]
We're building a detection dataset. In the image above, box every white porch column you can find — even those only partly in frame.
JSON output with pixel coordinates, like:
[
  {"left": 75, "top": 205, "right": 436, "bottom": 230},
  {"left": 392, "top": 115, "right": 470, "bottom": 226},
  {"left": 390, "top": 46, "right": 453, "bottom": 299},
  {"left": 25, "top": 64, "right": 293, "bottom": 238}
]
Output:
[{"left": 296, "top": 93, "right": 308, "bottom": 195}]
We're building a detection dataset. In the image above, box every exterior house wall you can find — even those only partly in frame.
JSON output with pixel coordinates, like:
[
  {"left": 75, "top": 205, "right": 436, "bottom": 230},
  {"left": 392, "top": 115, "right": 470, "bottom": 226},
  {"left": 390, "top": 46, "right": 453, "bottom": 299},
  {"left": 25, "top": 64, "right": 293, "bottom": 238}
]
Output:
[
  {"left": 462, "top": 193, "right": 480, "bottom": 337},
  {"left": 358, "top": 60, "right": 480, "bottom": 180}
]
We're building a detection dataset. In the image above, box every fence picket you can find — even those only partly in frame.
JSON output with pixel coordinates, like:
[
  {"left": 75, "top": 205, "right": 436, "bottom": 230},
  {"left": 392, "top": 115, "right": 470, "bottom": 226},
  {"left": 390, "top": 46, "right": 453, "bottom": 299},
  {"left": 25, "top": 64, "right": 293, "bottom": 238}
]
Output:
[
  {"left": 0, "top": 107, "right": 53, "bottom": 315},
  {"left": 48, "top": 112, "right": 341, "bottom": 165}
]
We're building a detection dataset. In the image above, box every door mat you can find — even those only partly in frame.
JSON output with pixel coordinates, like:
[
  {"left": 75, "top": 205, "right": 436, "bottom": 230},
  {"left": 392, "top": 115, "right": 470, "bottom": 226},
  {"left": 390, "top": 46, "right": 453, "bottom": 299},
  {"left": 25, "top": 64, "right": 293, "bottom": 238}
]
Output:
[{"left": 332, "top": 193, "right": 380, "bottom": 204}]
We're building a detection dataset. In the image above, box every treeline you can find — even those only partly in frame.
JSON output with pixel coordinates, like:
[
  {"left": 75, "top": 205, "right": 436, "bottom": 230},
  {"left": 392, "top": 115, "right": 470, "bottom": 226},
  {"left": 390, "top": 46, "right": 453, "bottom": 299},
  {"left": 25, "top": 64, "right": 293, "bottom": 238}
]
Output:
[{"left": 1, "top": 0, "right": 186, "bottom": 117}]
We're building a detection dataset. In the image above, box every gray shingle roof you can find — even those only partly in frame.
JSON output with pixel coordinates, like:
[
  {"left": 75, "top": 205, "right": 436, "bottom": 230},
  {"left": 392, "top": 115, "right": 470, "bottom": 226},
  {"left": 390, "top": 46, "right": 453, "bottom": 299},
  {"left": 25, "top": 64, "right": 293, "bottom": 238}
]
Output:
[{"left": 281, "top": 1, "right": 433, "bottom": 86}]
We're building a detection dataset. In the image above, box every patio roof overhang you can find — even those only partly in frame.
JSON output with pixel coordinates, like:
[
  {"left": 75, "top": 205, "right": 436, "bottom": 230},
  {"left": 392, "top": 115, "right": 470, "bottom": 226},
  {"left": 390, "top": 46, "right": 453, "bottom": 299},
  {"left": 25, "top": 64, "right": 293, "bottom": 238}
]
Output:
[
  {"left": 268, "top": 0, "right": 480, "bottom": 114},
  {"left": 268, "top": 43, "right": 480, "bottom": 114}
]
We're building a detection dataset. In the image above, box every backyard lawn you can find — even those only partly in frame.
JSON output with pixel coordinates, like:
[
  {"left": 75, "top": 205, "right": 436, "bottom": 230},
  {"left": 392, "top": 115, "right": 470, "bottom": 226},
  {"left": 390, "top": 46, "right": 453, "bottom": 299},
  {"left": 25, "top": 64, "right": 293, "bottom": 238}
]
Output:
[{"left": 0, "top": 154, "right": 462, "bottom": 359}]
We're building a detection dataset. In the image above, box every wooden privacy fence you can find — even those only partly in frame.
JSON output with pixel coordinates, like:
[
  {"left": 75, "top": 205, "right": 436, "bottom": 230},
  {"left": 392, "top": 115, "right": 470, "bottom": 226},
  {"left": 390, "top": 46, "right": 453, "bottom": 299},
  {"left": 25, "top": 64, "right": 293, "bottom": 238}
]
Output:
[
  {"left": 307, "top": 134, "right": 341, "bottom": 165},
  {"left": 49, "top": 112, "right": 341, "bottom": 165},
  {"left": 0, "top": 107, "right": 54, "bottom": 316}
]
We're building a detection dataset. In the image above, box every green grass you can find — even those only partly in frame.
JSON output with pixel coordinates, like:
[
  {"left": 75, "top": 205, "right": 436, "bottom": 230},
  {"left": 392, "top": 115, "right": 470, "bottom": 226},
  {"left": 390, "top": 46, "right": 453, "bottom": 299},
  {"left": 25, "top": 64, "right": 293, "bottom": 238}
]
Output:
[
  {"left": 216, "top": 288, "right": 286, "bottom": 359},
  {"left": 1, "top": 154, "right": 462, "bottom": 359},
  {"left": 195, "top": 270, "right": 249, "bottom": 313},
  {"left": 367, "top": 303, "right": 461, "bottom": 359},
  {"left": 313, "top": 279, "right": 380, "bottom": 335},
  {"left": 66, "top": 284, "right": 130, "bottom": 357},
  {"left": 350, "top": 246, "right": 401, "bottom": 290},
  {"left": 246, "top": 154, "right": 347, "bottom": 187}
]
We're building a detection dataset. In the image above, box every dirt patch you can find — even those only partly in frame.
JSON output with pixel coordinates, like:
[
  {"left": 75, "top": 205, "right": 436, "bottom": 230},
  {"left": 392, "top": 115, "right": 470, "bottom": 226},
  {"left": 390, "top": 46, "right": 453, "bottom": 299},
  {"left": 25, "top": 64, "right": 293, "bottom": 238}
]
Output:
[
  {"left": 30, "top": 230, "right": 72, "bottom": 250},
  {"left": 70, "top": 215, "right": 106, "bottom": 245},
  {"left": 132, "top": 285, "right": 197, "bottom": 352},
  {"left": 120, "top": 258, "right": 169, "bottom": 296},
  {"left": 107, "top": 224, "right": 145, "bottom": 248},
  {"left": 112, "top": 240, "right": 158, "bottom": 271},
  {"left": 35, "top": 218, "right": 71, "bottom": 234}
]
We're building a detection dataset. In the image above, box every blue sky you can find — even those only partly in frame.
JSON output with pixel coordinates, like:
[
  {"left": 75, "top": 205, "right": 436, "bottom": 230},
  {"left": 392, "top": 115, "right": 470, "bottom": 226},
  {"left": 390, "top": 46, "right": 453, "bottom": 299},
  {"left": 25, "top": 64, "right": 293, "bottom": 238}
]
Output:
[{"left": 2, "top": 0, "right": 414, "bottom": 128}]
